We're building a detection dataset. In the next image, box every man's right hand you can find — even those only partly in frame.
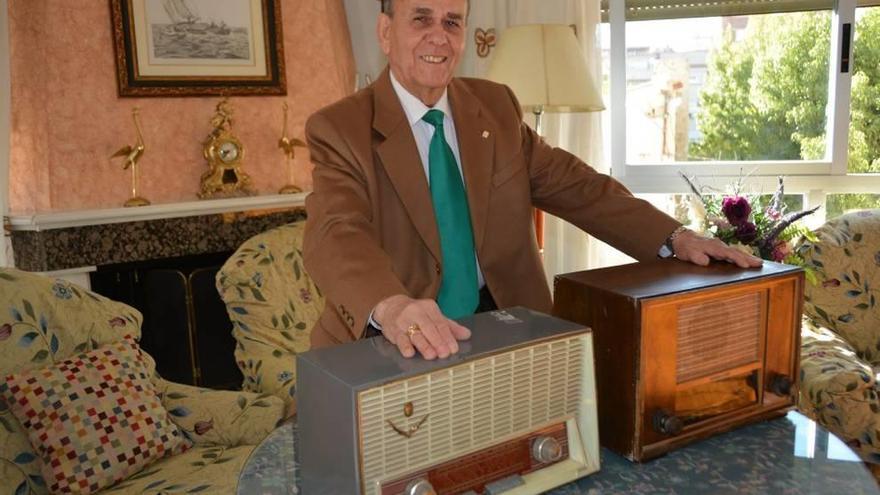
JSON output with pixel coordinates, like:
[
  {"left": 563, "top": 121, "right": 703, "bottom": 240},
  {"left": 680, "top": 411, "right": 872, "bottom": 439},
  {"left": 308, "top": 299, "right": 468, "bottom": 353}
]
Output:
[{"left": 373, "top": 295, "right": 471, "bottom": 360}]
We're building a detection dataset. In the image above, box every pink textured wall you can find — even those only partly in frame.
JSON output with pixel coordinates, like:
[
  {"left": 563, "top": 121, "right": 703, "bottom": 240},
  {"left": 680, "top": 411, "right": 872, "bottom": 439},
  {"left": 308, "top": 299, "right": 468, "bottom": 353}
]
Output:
[{"left": 8, "top": 0, "right": 355, "bottom": 213}]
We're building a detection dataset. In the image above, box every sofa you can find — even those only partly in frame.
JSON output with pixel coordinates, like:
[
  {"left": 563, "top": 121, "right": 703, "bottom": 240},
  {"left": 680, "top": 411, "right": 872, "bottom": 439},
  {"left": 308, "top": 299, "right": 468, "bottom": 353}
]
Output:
[
  {"left": 216, "top": 221, "right": 325, "bottom": 414},
  {"left": 797, "top": 209, "right": 880, "bottom": 462},
  {"left": 0, "top": 268, "right": 286, "bottom": 494}
]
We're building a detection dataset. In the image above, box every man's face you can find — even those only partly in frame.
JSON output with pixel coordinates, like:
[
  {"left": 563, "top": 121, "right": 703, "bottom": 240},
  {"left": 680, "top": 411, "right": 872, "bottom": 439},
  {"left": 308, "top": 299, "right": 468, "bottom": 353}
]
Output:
[{"left": 377, "top": 0, "right": 468, "bottom": 106}]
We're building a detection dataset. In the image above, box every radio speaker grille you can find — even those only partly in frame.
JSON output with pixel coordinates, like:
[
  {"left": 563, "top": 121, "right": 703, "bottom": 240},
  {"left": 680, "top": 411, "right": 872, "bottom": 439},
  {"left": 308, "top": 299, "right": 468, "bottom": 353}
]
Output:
[
  {"left": 357, "top": 335, "right": 587, "bottom": 495},
  {"left": 676, "top": 292, "right": 762, "bottom": 383}
]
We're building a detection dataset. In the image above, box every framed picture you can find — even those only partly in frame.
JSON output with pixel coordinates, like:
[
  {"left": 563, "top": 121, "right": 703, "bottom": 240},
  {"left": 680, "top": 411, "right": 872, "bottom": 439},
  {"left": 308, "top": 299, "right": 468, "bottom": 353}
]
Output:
[{"left": 110, "top": 0, "right": 286, "bottom": 97}]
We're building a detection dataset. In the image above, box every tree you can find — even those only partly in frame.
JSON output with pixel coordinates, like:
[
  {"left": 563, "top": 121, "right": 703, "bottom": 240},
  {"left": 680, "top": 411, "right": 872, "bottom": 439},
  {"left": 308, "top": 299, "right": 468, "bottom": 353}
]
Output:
[{"left": 692, "top": 9, "right": 880, "bottom": 174}]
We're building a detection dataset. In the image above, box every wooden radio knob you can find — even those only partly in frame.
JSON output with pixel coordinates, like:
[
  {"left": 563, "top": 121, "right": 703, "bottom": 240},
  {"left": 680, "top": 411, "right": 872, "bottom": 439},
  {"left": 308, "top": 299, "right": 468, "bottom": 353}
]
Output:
[
  {"left": 405, "top": 478, "right": 436, "bottom": 495},
  {"left": 653, "top": 409, "right": 683, "bottom": 436},
  {"left": 531, "top": 436, "right": 563, "bottom": 463},
  {"left": 768, "top": 374, "right": 793, "bottom": 396}
]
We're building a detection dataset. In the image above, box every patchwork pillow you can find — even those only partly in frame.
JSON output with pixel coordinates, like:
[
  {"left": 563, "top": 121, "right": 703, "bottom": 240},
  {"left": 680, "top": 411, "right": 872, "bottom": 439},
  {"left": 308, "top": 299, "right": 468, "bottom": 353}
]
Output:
[{"left": 0, "top": 336, "right": 189, "bottom": 494}]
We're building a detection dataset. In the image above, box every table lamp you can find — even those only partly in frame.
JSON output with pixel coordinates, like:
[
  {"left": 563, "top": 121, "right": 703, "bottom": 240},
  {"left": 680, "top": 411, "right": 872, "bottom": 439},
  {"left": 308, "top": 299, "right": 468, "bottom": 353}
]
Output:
[{"left": 487, "top": 24, "right": 605, "bottom": 249}]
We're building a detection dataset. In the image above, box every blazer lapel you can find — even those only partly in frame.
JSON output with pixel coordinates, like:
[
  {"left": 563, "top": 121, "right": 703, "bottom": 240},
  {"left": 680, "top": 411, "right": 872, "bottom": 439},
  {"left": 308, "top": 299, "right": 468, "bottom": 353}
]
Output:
[
  {"left": 373, "top": 70, "right": 442, "bottom": 262},
  {"left": 449, "top": 79, "right": 495, "bottom": 251}
]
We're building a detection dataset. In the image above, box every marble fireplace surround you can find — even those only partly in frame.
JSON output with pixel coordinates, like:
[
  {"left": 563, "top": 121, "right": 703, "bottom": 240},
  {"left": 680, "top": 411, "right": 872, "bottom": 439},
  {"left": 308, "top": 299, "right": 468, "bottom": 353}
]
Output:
[{"left": 8, "top": 194, "right": 308, "bottom": 276}]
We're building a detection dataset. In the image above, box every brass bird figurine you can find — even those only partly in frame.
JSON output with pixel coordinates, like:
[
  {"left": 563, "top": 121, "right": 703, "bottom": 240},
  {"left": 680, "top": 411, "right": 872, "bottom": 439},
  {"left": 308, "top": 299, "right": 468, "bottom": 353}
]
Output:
[
  {"left": 111, "top": 107, "right": 145, "bottom": 170},
  {"left": 278, "top": 102, "right": 306, "bottom": 194},
  {"left": 110, "top": 107, "right": 150, "bottom": 207}
]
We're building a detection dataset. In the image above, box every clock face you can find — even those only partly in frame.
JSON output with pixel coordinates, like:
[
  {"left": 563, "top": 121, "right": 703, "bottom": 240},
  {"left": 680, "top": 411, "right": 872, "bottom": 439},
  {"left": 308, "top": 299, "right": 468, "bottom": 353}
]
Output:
[{"left": 217, "top": 140, "right": 240, "bottom": 164}]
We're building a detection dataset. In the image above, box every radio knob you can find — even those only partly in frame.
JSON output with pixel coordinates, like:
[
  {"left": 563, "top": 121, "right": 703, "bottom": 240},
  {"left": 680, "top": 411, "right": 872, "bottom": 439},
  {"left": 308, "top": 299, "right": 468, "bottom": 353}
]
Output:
[
  {"left": 405, "top": 478, "right": 436, "bottom": 495},
  {"left": 531, "top": 436, "right": 563, "bottom": 463},
  {"left": 768, "top": 374, "right": 793, "bottom": 396},
  {"left": 653, "top": 409, "right": 683, "bottom": 436}
]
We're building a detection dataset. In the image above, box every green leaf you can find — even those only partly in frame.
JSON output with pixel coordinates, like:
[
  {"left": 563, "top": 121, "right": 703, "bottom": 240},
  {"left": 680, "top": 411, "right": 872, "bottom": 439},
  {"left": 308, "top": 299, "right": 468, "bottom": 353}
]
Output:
[
  {"left": 252, "top": 400, "right": 270, "bottom": 408},
  {"left": 271, "top": 315, "right": 279, "bottom": 328},
  {"left": 214, "top": 457, "right": 235, "bottom": 464},
  {"left": 258, "top": 258, "right": 272, "bottom": 265},
  {"left": 0, "top": 416, "right": 13, "bottom": 433},
  {"left": 846, "top": 381, "right": 858, "bottom": 392},
  {"left": 145, "top": 480, "right": 166, "bottom": 490},
  {"left": 191, "top": 461, "right": 206, "bottom": 467},
  {"left": 293, "top": 260, "right": 302, "bottom": 280},
  {"left": 13, "top": 452, "right": 36, "bottom": 464},
  {"left": 854, "top": 233, "right": 863, "bottom": 242},
  {"left": 272, "top": 349, "right": 283, "bottom": 358},
  {"left": 281, "top": 331, "right": 293, "bottom": 341},
  {"left": 237, "top": 396, "right": 247, "bottom": 410},
  {"left": 31, "top": 349, "right": 49, "bottom": 362},
  {"left": 187, "top": 485, "right": 212, "bottom": 493},
  {"left": 22, "top": 300, "right": 35, "bottom": 321},
  {"left": 166, "top": 392, "right": 188, "bottom": 400},
  {"left": 202, "top": 452, "right": 219, "bottom": 459},
  {"left": 281, "top": 314, "right": 291, "bottom": 328},
  {"left": 250, "top": 288, "right": 266, "bottom": 302},
  {"left": 18, "top": 332, "right": 38, "bottom": 348},
  {"left": 295, "top": 322, "right": 307, "bottom": 330},
  {"left": 14, "top": 481, "right": 27, "bottom": 495}
]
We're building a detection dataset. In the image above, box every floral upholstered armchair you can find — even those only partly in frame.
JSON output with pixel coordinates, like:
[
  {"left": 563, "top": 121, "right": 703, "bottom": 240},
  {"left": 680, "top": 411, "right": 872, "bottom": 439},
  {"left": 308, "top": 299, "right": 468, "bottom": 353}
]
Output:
[
  {"left": 797, "top": 210, "right": 880, "bottom": 462},
  {"left": 216, "top": 221, "right": 325, "bottom": 414},
  {"left": 0, "top": 268, "right": 286, "bottom": 494}
]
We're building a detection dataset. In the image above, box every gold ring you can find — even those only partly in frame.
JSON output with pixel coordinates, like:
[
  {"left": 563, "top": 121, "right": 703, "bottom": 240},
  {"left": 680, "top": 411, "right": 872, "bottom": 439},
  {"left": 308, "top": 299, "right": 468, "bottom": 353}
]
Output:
[{"left": 405, "top": 324, "right": 421, "bottom": 338}]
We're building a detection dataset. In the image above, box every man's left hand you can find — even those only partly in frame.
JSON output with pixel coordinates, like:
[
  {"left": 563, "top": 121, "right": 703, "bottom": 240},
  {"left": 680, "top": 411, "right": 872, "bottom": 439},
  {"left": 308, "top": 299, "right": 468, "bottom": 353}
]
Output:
[{"left": 672, "top": 229, "right": 763, "bottom": 268}]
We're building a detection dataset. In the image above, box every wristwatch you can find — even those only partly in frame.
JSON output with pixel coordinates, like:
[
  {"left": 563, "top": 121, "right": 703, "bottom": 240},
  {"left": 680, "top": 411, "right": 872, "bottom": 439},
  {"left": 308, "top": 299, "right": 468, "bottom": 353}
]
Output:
[{"left": 663, "top": 225, "right": 690, "bottom": 257}]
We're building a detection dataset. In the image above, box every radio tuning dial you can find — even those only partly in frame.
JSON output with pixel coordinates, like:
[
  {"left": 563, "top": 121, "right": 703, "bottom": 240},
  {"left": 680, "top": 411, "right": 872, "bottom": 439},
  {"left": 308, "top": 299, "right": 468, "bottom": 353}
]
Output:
[
  {"left": 653, "top": 409, "right": 684, "bottom": 436},
  {"left": 405, "top": 478, "right": 436, "bottom": 495},
  {"left": 531, "top": 436, "right": 563, "bottom": 463}
]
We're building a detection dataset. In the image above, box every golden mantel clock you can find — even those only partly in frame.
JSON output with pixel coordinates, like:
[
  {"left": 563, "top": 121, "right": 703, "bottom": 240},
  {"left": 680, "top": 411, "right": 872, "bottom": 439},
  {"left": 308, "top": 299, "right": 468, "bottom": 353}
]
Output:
[{"left": 199, "top": 98, "right": 253, "bottom": 199}]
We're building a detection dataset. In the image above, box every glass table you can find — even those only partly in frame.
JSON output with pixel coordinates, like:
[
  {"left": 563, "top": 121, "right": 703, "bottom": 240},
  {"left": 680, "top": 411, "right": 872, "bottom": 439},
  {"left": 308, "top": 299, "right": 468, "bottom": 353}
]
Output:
[{"left": 237, "top": 411, "right": 879, "bottom": 494}]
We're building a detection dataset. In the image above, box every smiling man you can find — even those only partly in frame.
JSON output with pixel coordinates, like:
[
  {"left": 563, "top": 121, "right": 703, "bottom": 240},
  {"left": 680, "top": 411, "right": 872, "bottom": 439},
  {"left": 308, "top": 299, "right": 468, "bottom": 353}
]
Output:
[{"left": 303, "top": 0, "right": 761, "bottom": 360}]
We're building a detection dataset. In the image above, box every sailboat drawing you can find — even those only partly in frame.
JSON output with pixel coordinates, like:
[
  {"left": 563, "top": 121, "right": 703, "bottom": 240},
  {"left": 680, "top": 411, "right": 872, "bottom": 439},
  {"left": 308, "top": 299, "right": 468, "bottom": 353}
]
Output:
[
  {"left": 163, "top": 0, "right": 199, "bottom": 25},
  {"left": 150, "top": 0, "right": 249, "bottom": 59}
]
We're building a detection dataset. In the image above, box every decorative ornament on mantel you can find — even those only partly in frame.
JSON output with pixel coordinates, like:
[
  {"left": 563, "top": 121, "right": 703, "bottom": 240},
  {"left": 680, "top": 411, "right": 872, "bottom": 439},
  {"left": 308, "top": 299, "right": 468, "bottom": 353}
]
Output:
[
  {"left": 110, "top": 107, "right": 150, "bottom": 207},
  {"left": 199, "top": 97, "right": 254, "bottom": 199},
  {"left": 277, "top": 102, "right": 306, "bottom": 194}
]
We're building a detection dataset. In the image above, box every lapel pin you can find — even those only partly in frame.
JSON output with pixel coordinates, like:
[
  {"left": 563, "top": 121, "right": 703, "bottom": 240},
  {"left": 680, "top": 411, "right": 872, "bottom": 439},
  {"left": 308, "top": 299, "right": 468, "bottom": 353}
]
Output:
[{"left": 482, "top": 131, "right": 490, "bottom": 139}]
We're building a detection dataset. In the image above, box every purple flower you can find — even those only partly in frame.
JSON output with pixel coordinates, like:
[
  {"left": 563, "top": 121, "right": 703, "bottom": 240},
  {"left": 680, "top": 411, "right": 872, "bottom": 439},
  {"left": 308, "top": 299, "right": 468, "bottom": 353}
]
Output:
[
  {"left": 822, "top": 278, "right": 841, "bottom": 288},
  {"left": 735, "top": 222, "right": 758, "bottom": 244},
  {"left": 0, "top": 323, "right": 11, "bottom": 341},
  {"left": 722, "top": 196, "right": 752, "bottom": 225},
  {"left": 194, "top": 419, "right": 214, "bottom": 435},
  {"left": 771, "top": 241, "right": 791, "bottom": 262},
  {"left": 299, "top": 288, "right": 312, "bottom": 303},
  {"left": 108, "top": 317, "right": 126, "bottom": 328}
]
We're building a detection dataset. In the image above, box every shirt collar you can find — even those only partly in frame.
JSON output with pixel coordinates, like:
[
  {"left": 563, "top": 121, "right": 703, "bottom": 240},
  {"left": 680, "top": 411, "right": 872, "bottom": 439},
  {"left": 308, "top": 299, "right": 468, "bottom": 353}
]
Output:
[{"left": 389, "top": 69, "right": 452, "bottom": 127}]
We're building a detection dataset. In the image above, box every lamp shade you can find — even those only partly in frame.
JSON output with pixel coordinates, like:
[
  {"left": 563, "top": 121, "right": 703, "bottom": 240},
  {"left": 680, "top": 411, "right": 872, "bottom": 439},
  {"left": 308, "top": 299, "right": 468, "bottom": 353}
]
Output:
[{"left": 487, "top": 24, "right": 605, "bottom": 113}]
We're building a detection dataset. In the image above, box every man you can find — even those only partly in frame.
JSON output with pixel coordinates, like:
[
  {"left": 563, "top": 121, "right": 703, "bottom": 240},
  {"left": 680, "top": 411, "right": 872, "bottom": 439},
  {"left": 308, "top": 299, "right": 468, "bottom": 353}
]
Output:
[{"left": 303, "top": 0, "right": 760, "bottom": 360}]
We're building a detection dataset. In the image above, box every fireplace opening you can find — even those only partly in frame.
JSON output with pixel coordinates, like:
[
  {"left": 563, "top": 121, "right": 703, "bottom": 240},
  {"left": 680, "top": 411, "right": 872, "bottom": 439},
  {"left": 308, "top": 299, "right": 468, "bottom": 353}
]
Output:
[{"left": 90, "top": 251, "right": 242, "bottom": 390}]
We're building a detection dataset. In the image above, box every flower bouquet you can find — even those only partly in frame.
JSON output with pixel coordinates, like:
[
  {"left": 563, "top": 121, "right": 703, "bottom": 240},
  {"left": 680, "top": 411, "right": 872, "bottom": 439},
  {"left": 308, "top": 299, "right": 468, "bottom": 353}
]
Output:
[{"left": 680, "top": 173, "right": 820, "bottom": 270}]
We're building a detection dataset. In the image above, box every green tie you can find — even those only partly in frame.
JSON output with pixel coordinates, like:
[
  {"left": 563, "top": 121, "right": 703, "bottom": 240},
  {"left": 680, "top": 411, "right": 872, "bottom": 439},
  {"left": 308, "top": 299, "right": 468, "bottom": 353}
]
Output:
[{"left": 422, "top": 109, "right": 479, "bottom": 318}]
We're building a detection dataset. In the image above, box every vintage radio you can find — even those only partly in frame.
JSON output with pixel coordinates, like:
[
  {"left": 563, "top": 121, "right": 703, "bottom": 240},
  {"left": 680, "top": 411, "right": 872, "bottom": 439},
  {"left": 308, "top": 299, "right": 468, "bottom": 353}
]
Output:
[
  {"left": 297, "top": 307, "right": 600, "bottom": 495},
  {"left": 553, "top": 260, "right": 803, "bottom": 462}
]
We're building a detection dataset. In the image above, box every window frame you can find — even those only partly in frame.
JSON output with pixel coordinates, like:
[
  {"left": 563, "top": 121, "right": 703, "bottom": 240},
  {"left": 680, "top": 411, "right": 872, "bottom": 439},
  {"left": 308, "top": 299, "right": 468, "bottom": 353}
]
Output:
[{"left": 607, "top": 0, "right": 880, "bottom": 210}]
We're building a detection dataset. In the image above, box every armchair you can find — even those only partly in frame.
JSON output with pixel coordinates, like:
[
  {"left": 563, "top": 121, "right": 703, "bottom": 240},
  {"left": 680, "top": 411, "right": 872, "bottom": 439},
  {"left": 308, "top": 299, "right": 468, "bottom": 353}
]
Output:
[
  {"left": 216, "top": 221, "right": 325, "bottom": 413},
  {"left": 0, "top": 268, "right": 286, "bottom": 494},
  {"left": 797, "top": 209, "right": 880, "bottom": 462}
]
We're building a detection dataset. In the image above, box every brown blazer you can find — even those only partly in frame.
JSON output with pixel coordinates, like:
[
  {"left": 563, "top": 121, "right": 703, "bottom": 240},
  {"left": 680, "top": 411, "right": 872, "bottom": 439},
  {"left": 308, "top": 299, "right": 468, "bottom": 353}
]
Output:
[{"left": 303, "top": 69, "right": 680, "bottom": 348}]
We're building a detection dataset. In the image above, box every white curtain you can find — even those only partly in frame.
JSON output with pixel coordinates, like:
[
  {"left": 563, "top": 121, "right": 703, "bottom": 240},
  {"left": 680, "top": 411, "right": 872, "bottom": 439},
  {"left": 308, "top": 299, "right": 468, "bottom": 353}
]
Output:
[
  {"left": 0, "top": 0, "right": 11, "bottom": 267},
  {"left": 343, "top": 0, "right": 611, "bottom": 283}
]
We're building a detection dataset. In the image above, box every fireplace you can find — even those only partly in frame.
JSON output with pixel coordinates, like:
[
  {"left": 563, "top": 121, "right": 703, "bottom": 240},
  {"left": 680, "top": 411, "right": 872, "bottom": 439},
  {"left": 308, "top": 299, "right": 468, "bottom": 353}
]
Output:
[{"left": 8, "top": 195, "right": 307, "bottom": 390}]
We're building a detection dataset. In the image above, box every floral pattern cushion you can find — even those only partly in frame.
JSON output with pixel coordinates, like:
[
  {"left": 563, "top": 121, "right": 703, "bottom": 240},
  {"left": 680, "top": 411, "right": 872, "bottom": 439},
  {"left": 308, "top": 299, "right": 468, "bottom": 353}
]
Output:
[
  {"left": 0, "top": 268, "right": 286, "bottom": 493},
  {"left": 799, "top": 320, "right": 880, "bottom": 462},
  {"left": 795, "top": 209, "right": 880, "bottom": 462},
  {"left": 0, "top": 268, "right": 142, "bottom": 495},
  {"left": 216, "top": 222, "right": 324, "bottom": 410},
  {"left": 797, "top": 209, "right": 880, "bottom": 362},
  {"left": 0, "top": 337, "right": 189, "bottom": 494}
]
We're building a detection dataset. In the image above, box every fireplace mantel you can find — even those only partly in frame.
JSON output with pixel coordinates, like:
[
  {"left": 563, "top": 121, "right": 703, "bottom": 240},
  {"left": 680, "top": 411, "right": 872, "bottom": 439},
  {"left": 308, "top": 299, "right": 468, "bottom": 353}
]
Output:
[{"left": 8, "top": 194, "right": 308, "bottom": 272}]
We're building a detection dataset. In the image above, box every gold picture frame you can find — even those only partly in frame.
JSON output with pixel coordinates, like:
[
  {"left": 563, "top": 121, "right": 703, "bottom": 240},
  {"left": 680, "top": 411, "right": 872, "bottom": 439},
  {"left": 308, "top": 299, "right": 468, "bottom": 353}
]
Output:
[{"left": 110, "top": 0, "right": 286, "bottom": 97}]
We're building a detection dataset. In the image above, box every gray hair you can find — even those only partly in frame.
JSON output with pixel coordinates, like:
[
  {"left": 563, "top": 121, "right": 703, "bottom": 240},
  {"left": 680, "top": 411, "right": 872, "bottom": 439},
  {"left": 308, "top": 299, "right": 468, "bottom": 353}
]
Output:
[{"left": 380, "top": 0, "right": 470, "bottom": 18}]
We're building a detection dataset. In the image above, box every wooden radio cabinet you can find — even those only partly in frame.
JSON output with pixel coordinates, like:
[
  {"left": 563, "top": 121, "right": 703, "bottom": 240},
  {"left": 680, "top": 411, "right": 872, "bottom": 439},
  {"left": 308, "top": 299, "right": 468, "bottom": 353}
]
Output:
[{"left": 553, "top": 260, "right": 803, "bottom": 461}]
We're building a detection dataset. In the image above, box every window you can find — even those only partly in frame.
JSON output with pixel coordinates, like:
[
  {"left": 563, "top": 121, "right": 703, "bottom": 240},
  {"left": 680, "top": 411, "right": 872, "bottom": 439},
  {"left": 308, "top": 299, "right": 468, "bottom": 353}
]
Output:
[{"left": 601, "top": 0, "right": 880, "bottom": 215}]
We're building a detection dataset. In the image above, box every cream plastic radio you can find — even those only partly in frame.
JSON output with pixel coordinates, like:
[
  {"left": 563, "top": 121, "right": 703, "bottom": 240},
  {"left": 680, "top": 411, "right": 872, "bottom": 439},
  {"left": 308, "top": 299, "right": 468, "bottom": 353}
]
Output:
[{"left": 297, "top": 307, "right": 600, "bottom": 494}]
